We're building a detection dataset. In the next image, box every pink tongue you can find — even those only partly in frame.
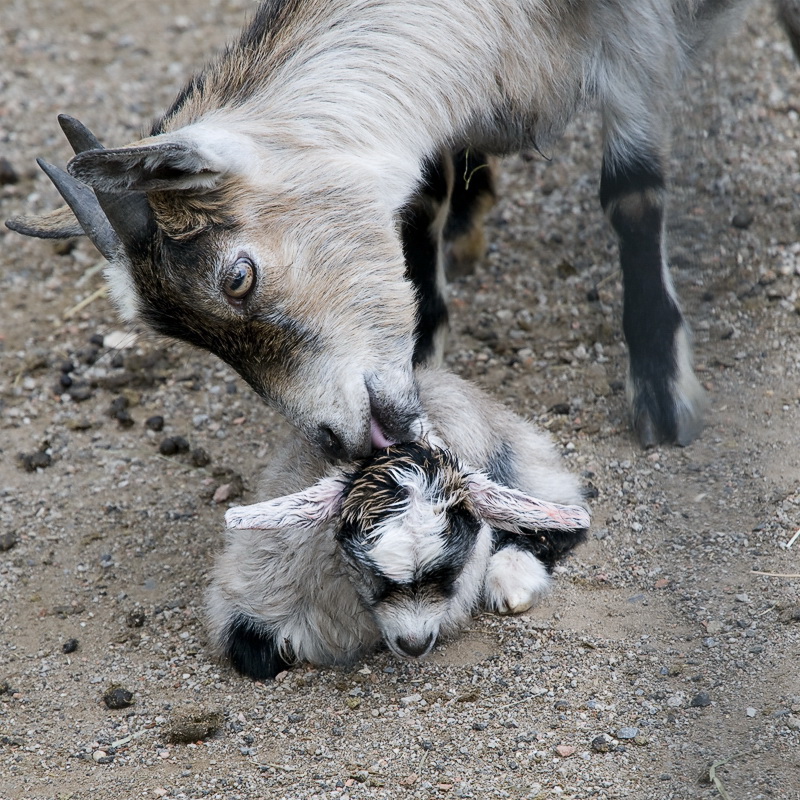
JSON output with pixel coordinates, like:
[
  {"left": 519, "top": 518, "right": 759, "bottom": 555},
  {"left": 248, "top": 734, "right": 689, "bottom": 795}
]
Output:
[{"left": 370, "top": 417, "right": 396, "bottom": 449}]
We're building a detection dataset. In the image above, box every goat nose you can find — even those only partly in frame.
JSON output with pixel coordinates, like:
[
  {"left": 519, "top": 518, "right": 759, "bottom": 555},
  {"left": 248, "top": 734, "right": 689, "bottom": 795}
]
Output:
[
  {"left": 315, "top": 425, "right": 348, "bottom": 461},
  {"left": 395, "top": 633, "right": 434, "bottom": 658}
]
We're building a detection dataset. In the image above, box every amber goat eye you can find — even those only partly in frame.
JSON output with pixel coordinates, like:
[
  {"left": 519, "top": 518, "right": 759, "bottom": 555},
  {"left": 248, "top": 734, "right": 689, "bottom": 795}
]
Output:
[{"left": 223, "top": 258, "right": 255, "bottom": 300}]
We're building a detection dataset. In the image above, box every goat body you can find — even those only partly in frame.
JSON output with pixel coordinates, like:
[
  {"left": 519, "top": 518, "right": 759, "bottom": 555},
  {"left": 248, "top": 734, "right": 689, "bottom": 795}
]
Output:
[
  {"left": 6, "top": 1, "right": 800, "bottom": 454},
  {"left": 207, "top": 367, "right": 588, "bottom": 680}
]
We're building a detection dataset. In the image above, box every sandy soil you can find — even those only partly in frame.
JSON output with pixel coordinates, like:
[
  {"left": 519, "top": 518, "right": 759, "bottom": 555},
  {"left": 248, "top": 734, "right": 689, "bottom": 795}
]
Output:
[{"left": 1, "top": 1, "right": 799, "bottom": 799}]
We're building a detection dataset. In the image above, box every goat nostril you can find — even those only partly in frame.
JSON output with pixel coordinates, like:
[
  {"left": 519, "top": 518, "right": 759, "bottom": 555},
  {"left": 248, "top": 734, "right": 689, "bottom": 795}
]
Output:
[
  {"left": 317, "top": 426, "right": 347, "bottom": 461},
  {"left": 395, "top": 633, "right": 434, "bottom": 658}
]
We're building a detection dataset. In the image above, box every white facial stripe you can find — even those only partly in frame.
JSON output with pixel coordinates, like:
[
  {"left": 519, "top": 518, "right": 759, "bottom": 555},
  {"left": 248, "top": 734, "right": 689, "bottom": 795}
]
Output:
[
  {"left": 367, "top": 508, "right": 448, "bottom": 583},
  {"left": 104, "top": 262, "right": 139, "bottom": 322}
]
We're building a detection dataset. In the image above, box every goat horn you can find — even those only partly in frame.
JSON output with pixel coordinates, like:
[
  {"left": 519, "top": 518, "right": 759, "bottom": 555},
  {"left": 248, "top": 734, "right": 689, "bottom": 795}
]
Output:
[
  {"left": 58, "top": 113, "right": 104, "bottom": 154},
  {"left": 57, "top": 114, "right": 155, "bottom": 251},
  {"left": 36, "top": 159, "right": 121, "bottom": 261}
]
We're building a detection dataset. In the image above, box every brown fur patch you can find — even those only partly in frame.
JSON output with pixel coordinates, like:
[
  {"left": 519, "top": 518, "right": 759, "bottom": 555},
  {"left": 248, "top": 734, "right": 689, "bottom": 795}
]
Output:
[
  {"left": 6, "top": 205, "right": 84, "bottom": 240},
  {"left": 148, "top": 182, "right": 243, "bottom": 240}
]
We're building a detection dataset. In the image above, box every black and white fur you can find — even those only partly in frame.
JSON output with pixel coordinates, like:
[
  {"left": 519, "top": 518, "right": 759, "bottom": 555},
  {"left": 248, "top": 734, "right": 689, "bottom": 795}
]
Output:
[
  {"left": 7, "top": 2, "right": 800, "bottom": 456},
  {"left": 207, "top": 367, "right": 589, "bottom": 681}
]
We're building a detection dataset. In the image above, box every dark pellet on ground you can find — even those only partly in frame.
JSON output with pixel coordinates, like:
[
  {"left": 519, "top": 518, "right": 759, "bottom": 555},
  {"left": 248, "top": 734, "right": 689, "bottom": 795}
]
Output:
[
  {"left": 19, "top": 451, "right": 52, "bottom": 472},
  {"left": 166, "top": 710, "right": 223, "bottom": 744},
  {"left": 76, "top": 347, "right": 99, "bottom": 365},
  {"left": 60, "top": 360, "right": 75, "bottom": 374},
  {"left": 159, "top": 436, "right": 190, "bottom": 456},
  {"left": 126, "top": 609, "right": 146, "bottom": 628},
  {"left": 591, "top": 735, "right": 612, "bottom": 753},
  {"left": 0, "top": 157, "right": 19, "bottom": 185},
  {"left": 145, "top": 415, "right": 164, "bottom": 432},
  {"left": 68, "top": 386, "right": 93, "bottom": 402},
  {"left": 550, "top": 402, "right": 570, "bottom": 415},
  {"left": 116, "top": 411, "right": 135, "bottom": 428},
  {"left": 190, "top": 448, "right": 211, "bottom": 468},
  {"left": 62, "top": 638, "right": 79, "bottom": 654},
  {"left": 103, "top": 686, "right": 135, "bottom": 710},
  {"left": 110, "top": 353, "right": 125, "bottom": 369},
  {"left": 0, "top": 532, "right": 18, "bottom": 551},
  {"left": 159, "top": 438, "right": 179, "bottom": 456},
  {"left": 731, "top": 210, "right": 754, "bottom": 229},
  {"left": 89, "top": 333, "right": 105, "bottom": 347},
  {"left": 108, "top": 396, "right": 129, "bottom": 415},
  {"left": 59, "top": 373, "right": 73, "bottom": 389}
]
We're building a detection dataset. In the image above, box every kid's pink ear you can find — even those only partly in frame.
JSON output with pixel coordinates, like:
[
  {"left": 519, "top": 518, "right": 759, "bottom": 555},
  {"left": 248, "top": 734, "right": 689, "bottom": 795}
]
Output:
[
  {"left": 225, "top": 476, "right": 347, "bottom": 530},
  {"left": 466, "top": 473, "right": 590, "bottom": 532}
]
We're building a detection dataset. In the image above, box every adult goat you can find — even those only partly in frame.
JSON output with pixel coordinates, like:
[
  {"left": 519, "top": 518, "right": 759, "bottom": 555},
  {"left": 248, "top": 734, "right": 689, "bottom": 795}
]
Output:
[{"left": 7, "top": 1, "right": 800, "bottom": 453}]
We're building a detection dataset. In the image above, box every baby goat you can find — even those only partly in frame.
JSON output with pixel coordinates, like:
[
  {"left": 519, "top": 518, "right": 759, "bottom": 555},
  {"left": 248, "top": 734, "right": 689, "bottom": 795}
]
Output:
[{"left": 207, "top": 368, "right": 589, "bottom": 680}]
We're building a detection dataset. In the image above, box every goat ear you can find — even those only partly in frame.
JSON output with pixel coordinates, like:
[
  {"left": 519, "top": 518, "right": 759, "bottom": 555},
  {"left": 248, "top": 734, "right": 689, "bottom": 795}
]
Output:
[
  {"left": 5, "top": 205, "right": 85, "bottom": 240},
  {"left": 466, "top": 472, "right": 590, "bottom": 533},
  {"left": 67, "top": 140, "right": 223, "bottom": 193},
  {"left": 225, "top": 477, "right": 347, "bottom": 531}
]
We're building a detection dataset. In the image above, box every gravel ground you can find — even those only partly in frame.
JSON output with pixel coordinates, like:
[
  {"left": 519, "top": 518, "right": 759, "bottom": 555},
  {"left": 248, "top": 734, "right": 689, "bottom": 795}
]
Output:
[{"left": 1, "top": 2, "right": 799, "bottom": 799}]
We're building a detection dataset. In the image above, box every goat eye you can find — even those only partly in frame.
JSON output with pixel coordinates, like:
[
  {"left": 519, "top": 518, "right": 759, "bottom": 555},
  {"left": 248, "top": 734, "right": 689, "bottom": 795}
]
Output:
[{"left": 223, "top": 257, "right": 255, "bottom": 300}]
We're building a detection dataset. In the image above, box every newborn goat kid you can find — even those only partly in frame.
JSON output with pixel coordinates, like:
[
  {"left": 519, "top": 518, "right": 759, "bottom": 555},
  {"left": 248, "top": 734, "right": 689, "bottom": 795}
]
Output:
[{"left": 207, "top": 369, "right": 589, "bottom": 680}]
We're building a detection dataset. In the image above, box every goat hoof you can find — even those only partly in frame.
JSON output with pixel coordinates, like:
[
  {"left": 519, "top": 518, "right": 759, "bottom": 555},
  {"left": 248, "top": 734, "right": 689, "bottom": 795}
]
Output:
[{"left": 484, "top": 548, "right": 550, "bottom": 616}]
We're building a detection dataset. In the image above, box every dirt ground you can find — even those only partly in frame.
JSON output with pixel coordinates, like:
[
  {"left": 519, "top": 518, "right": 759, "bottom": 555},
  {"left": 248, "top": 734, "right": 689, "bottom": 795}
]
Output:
[{"left": 1, "top": 1, "right": 799, "bottom": 799}]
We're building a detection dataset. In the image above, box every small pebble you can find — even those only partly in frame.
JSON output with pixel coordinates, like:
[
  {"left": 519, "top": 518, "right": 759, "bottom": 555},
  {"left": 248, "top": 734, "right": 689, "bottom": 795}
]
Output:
[
  {"left": 62, "top": 638, "right": 79, "bottom": 654},
  {"left": 731, "top": 210, "right": 754, "bottom": 229},
  {"left": 104, "top": 330, "right": 135, "bottom": 350},
  {"left": 555, "top": 744, "right": 576, "bottom": 758},
  {"left": 103, "top": 686, "right": 135, "bottom": 710},
  {"left": 616, "top": 727, "right": 638, "bottom": 740},
  {"left": 746, "top": 707, "right": 758, "bottom": 718},
  {"left": 213, "top": 479, "right": 243, "bottom": 503},
  {"left": 690, "top": 692, "right": 712, "bottom": 708},
  {"left": 68, "top": 385, "right": 93, "bottom": 402},
  {"left": 0, "top": 532, "right": 18, "bottom": 551}
]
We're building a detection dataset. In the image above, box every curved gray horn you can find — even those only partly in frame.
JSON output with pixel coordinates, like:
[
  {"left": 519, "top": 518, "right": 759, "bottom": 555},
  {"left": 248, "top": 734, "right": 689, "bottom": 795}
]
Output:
[
  {"left": 57, "top": 114, "right": 154, "bottom": 250},
  {"left": 36, "top": 158, "right": 120, "bottom": 261},
  {"left": 58, "top": 113, "right": 104, "bottom": 154}
]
